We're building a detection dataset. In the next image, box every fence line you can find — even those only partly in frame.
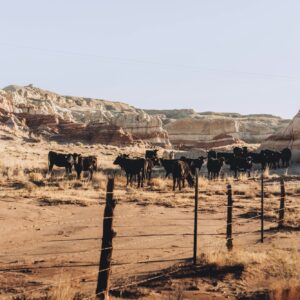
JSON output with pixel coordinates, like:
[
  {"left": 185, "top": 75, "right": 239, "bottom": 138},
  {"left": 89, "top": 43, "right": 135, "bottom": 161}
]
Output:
[{"left": 2, "top": 173, "right": 299, "bottom": 299}]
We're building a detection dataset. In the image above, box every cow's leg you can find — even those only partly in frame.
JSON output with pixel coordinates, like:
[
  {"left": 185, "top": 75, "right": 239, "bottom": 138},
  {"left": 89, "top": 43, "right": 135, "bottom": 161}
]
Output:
[
  {"left": 137, "top": 173, "right": 141, "bottom": 188},
  {"left": 178, "top": 179, "right": 182, "bottom": 191},
  {"left": 76, "top": 170, "right": 81, "bottom": 180},
  {"left": 141, "top": 170, "right": 145, "bottom": 187},
  {"left": 141, "top": 172, "right": 144, "bottom": 187},
  {"left": 130, "top": 174, "right": 134, "bottom": 186},
  {"left": 89, "top": 169, "right": 93, "bottom": 180},
  {"left": 173, "top": 177, "right": 176, "bottom": 191},
  {"left": 48, "top": 163, "right": 54, "bottom": 176}
]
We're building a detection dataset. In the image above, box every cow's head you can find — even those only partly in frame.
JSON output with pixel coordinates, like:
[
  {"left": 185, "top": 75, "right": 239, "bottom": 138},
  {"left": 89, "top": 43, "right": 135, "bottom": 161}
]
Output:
[
  {"left": 218, "top": 157, "right": 225, "bottom": 166},
  {"left": 208, "top": 150, "right": 217, "bottom": 159},
  {"left": 113, "top": 154, "right": 127, "bottom": 166}
]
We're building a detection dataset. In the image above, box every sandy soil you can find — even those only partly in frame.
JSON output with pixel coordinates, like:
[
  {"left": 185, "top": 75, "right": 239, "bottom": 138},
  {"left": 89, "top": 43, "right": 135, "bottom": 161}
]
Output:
[{"left": 0, "top": 132, "right": 299, "bottom": 299}]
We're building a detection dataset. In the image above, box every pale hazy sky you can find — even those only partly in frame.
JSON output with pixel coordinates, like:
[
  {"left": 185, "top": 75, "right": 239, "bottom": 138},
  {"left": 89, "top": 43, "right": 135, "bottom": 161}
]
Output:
[{"left": 1, "top": 1, "right": 299, "bottom": 118}]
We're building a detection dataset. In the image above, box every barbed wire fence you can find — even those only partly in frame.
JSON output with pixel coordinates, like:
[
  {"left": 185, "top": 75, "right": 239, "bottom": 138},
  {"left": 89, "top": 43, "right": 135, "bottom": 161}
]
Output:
[{"left": 1, "top": 171, "right": 299, "bottom": 299}]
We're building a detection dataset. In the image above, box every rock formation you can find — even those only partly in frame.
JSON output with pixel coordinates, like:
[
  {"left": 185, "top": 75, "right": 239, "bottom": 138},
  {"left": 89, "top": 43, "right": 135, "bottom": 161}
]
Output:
[
  {"left": 146, "top": 110, "right": 289, "bottom": 148},
  {"left": 0, "top": 85, "right": 170, "bottom": 147},
  {"left": 0, "top": 84, "right": 291, "bottom": 150},
  {"left": 261, "top": 111, "right": 300, "bottom": 162}
]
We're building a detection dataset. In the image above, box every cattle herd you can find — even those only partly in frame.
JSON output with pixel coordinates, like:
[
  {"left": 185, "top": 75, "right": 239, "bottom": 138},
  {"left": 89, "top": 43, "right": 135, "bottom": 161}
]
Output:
[
  {"left": 48, "top": 151, "right": 97, "bottom": 180},
  {"left": 47, "top": 147, "right": 292, "bottom": 191}
]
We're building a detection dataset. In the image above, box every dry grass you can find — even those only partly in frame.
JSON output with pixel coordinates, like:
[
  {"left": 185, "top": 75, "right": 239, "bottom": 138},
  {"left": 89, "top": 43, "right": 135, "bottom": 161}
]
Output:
[
  {"left": 0, "top": 140, "right": 299, "bottom": 299},
  {"left": 203, "top": 246, "right": 300, "bottom": 290},
  {"left": 48, "top": 272, "right": 77, "bottom": 300}
]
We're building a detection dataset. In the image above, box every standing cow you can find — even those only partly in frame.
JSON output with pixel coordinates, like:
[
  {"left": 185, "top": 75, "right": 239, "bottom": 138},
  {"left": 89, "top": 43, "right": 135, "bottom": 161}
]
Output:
[
  {"left": 114, "top": 154, "right": 147, "bottom": 188},
  {"left": 207, "top": 157, "right": 225, "bottom": 179},
  {"left": 74, "top": 155, "right": 97, "bottom": 180},
  {"left": 48, "top": 151, "right": 75, "bottom": 176},
  {"left": 281, "top": 148, "right": 292, "bottom": 167},
  {"left": 172, "top": 160, "right": 194, "bottom": 191}
]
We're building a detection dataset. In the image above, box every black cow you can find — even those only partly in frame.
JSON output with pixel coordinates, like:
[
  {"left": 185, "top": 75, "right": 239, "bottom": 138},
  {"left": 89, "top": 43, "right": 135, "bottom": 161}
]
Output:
[
  {"left": 233, "top": 147, "right": 243, "bottom": 157},
  {"left": 207, "top": 157, "right": 225, "bottom": 179},
  {"left": 74, "top": 155, "right": 97, "bottom": 180},
  {"left": 160, "top": 158, "right": 178, "bottom": 178},
  {"left": 228, "top": 156, "right": 253, "bottom": 178},
  {"left": 281, "top": 148, "right": 292, "bottom": 167},
  {"left": 145, "top": 149, "right": 159, "bottom": 166},
  {"left": 180, "top": 156, "right": 206, "bottom": 175},
  {"left": 208, "top": 150, "right": 217, "bottom": 159},
  {"left": 172, "top": 160, "right": 194, "bottom": 191},
  {"left": 216, "top": 152, "right": 234, "bottom": 164},
  {"left": 48, "top": 151, "right": 75, "bottom": 175},
  {"left": 145, "top": 149, "right": 158, "bottom": 159},
  {"left": 144, "top": 158, "right": 154, "bottom": 183},
  {"left": 248, "top": 152, "right": 262, "bottom": 164},
  {"left": 114, "top": 155, "right": 147, "bottom": 187},
  {"left": 260, "top": 150, "right": 281, "bottom": 169}
]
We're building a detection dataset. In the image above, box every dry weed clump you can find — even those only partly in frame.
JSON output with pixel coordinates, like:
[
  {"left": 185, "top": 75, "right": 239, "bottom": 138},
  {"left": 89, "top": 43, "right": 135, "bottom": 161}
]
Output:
[
  {"left": 266, "top": 247, "right": 300, "bottom": 280},
  {"left": 203, "top": 247, "right": 267, "bottom": 268},
  {"left": 28, "top": 171, "right": 45, "bottom": 183},
  {"left": 203, "top": 247, "right": 300, "bottom": 284},
  {"left": 150, "top": 177, "right": 169, "bottom": 191},
  {"left": 48, "top": 272, "right": 77, "bottom": 300}
]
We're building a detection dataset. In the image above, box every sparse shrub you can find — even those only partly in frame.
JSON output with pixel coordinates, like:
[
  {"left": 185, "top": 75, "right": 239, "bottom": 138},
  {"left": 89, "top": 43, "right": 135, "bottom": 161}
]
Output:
[
  {"left": 28, "top": 171, "right": 44, "bottom": 182},
  {"left": 24, "top": 181, "right": 36, "bottom": 192},
  {"left": 48, "top": 273, "right": 76, "bottom": 300},
  {"left": 150, "top": 177, "right": 168, "bottom": 190}
]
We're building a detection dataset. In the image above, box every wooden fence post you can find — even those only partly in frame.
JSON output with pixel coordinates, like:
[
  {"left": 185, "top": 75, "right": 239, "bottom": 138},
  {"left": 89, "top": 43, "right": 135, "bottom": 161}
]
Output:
[
  {"left": 96, "top": 177, "right": 116, "bottom": 300},
  {"left": 193, "top": 171, "right": 198, "bottom": 265},
  {"left": 260, "top": 173, "right": 264, "bottom": 243},
  {"left": 279, "top": 178, "right": 285, "bottom": 228},
  {"left": 226, "top": 184, "right": 233, "bottom": 251}
]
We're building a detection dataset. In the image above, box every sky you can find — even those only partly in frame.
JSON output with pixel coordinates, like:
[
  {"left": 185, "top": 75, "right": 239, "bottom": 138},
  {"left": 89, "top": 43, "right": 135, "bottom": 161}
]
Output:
[{"left": 0, "top": 1, "right": 299, "bottom": 118}]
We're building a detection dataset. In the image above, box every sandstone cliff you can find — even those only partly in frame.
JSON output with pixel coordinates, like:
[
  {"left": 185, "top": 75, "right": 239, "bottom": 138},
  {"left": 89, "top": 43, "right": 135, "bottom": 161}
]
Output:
[
  {"left": 146, "top": 109, "right": 289, "bottom": 148},
  {"left": 260, "top": 111, "right": 300, "bottom": 162},
  {"left": 0, "top": 85, "right": 170, "bottom": 147},
  {"left": 0, "top": 85, "right": 291, "bottom": 150}
]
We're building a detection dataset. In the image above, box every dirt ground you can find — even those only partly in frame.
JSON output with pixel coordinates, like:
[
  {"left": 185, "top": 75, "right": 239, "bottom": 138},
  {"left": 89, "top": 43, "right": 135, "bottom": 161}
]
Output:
[{"left": 0, "top": 132, "right": 299, "bottom": 299}]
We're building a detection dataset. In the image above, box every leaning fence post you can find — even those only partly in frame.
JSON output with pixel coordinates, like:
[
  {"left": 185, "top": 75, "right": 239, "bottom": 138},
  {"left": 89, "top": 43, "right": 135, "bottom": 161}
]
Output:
[
  {"left": 193, "top": 170, "right": 199, "bottom": 265},
  {"left": 260, "top": 172, "right": 264, "bottom": 243},
  {"left": 96, "top": 177, "right": 116, "bottom": 300},
  {"left": 279, "top": 178, "right": 285, "bottom": 228},
  {"left": 226, "top": 184, "right": 233, "bottom": 251}
]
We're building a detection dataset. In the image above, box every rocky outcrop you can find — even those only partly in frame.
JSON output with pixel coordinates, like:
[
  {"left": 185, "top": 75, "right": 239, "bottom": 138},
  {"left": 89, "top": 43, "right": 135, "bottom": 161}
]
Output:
[
  {"left": 261, "top": 111, "right": 300, "bottom": 162},
  {"left": 111, "top": 110, "right": 170, "bottom": 147},
  {"left": 161, "top": 113, "right": 289, "bottom": 148},
  {"left": 0, "top": 85, "right": 170, "bottom": 146},
  {"left": 0, "top": 84, "right": 291, "bottom": 150}
]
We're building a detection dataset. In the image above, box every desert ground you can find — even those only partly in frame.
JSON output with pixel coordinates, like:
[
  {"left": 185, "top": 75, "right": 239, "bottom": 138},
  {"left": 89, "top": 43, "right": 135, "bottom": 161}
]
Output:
[{"left": 0, "top": 131, "right": 299, "bottom": 300}]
